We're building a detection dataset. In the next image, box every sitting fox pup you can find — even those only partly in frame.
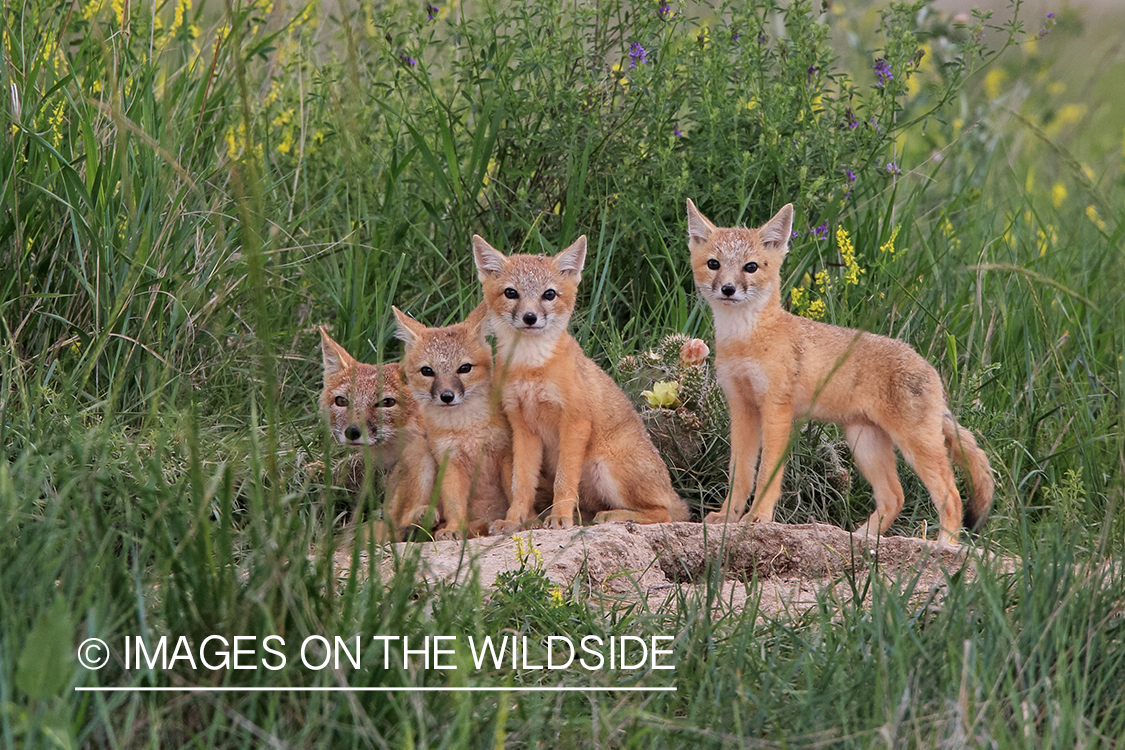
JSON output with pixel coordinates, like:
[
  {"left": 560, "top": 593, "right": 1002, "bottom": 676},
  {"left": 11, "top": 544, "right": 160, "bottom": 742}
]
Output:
[
  {"left": 473, "top": 235, "right": 689, "bottom": 531},
  {"left": 319, "top": 327, "right": 430, "bottom": 540},
  {"left": 393, "top": 305, "right": 512, "bottom": 539},
  {"left": 686, "top": 200, "right": 994, "bottom": 544}
]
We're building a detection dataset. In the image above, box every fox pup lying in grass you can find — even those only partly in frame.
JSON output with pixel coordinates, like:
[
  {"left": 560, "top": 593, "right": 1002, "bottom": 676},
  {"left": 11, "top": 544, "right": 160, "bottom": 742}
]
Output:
[
  {"left": 686, "top": 200, "right": 994, "bottom": 544},
  {"left": 393, "top": 304, "right": 512, "bottom": 539},
  {"left": 319, "top": 327, "right": 432, "bottom": 540},
  {"left": 473, "top": 234, "right": 689, "bottom": 532}
]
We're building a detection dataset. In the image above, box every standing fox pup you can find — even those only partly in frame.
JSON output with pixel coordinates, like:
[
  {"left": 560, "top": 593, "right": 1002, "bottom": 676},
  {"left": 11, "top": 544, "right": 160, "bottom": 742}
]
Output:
[
  {"left": 473, "top": 235, "right": 689, "bottom": 531},
  {"left": 686, "top": 200, "right": 994, "bottom": 544},
  {"left": 320, "top": 327, "right": 430, "bottom": 540},
  {"left": 393, "top": 305, "right": 513, "bottom": 539}
]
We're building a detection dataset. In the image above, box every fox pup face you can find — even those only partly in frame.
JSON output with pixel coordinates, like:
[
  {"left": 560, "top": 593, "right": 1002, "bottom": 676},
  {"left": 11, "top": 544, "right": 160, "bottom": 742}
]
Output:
[
  {"left": 687, "top": 200, "right": 793, "bottom": 307},
  {"left": 472, "top": 235, "right": 587, "bottom": 337},
  {"left": 320, "top": 327, "right": 415, "bottom": 446},
  {"left": 393, "top": 306, "right": 493, "bottom": 409}
]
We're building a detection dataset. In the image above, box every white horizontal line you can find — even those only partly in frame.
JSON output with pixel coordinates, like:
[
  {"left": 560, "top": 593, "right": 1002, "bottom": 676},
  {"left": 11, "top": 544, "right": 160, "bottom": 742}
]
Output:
[{"left": 75, "top": 686, "right": 676, "bottom": 693}]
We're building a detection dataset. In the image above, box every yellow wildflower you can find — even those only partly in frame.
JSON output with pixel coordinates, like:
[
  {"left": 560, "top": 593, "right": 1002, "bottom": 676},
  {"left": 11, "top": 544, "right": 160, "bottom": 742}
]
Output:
[
  {"left": 1086, "top": 205, "right": 1107, "bottom": 232},
  {"left": 1046, "top": 103, "right": 1086, "bottom": 137},
  {"left": 836, "top": 226, "right": 864, "bottom": 286},
  {"left": 879, "top": 226, "right": 900, "bottom": 256},
  {"left": 983, "top": 68, "right": 1008, "bottom": 99},
  {"left": 642, "top": 380, "right": 681, "bottom": 409},
  {"left": 1051, "top": 182, "right": 1067, "bottom": 208},
  {"left": 942, "top": 216, "right": 961, "bottom": 251},
  {"left": 548, "top": 587, "right": 564, "bottom": 607},
  {"left": 48, "top": 99, "right": 66, "bottom": 146},
  {"left": 814, "top": 269, "right": 830, "bottom": 294},
  {"left": 806, "top": 298, "right": 826, "bottom": 320},
  {"left": 514, "top": 534, "right": 543, "bottom": 567}
]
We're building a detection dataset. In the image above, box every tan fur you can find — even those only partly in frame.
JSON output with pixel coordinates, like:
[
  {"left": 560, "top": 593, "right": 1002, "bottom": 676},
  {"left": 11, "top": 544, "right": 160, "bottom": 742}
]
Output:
[
  {"left": 393, "top": 304, "right": 512, "bottom": 540},
  {"left": 473, "top": 235, "right": 689, "bottom": 532},
  {"left": 686, "top": 200, "right": 994, "bottom": 544},
  {"left": 319, "top": 327, "right": 427, "bottom": 541}
]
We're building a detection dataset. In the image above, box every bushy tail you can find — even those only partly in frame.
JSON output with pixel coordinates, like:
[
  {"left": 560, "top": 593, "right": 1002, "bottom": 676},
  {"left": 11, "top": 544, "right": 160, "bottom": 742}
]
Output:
[
  {"left": 943, "top": 414, "right": 995, "bottom": 530},
  {"left": 670, "top": 495, "right": 691, "bottom": 523}
]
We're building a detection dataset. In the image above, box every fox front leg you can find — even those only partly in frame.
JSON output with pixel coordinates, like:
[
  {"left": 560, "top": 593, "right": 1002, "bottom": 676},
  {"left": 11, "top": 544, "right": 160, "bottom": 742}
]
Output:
[
  {"left": 545, "top": 416, "right": 591, "bottom": 529},
  {"left": 706, "top": 397, "right": 761, "bottom": 524},
  {"left": 492, "top": 411, "right": 542, "bottom": 535}
]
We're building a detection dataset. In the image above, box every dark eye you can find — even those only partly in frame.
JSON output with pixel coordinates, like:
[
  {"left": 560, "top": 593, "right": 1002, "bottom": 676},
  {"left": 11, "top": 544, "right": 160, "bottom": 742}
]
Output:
[
  {"left": 457, "top": 363, "right": 472, "bottom": 374},
  {"left": 707, "top": 259, "right": 720, "bottom": 270},
  {"left": 333, "top": 395, "right": 348, "bottom": 407},
  {"left": 420, "top": 366, "right": 435, "bottom": 377},
  {"left": 542, "top": 289, "right": 557, "bottom": 301},
  {"left": 504, "top": 288, "right": 519, "bottom": 299},
  {"left": 744, "top": 262, "right": 759, "bottom": 273},
  {"left": 381, "top": 397, "right": 397, "bottom": 407}
]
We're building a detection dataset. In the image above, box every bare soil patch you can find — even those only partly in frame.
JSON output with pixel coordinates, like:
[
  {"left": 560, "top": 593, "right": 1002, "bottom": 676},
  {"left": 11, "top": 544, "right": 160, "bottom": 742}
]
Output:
[{"left": 338, "top": 521, "right": 983, "bottom": 616}]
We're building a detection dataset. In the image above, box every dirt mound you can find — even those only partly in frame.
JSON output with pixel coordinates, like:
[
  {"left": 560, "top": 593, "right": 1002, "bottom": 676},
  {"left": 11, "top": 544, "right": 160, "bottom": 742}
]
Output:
[{"left": 338, "top": 521, "right": 976, "bottom": 616}]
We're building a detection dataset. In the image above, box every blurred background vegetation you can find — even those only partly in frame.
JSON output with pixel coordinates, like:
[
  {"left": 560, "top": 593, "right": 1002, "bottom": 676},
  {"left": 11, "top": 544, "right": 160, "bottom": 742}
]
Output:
[{"left": 2, "top": 0, "right": 1123, "bottom": 745}]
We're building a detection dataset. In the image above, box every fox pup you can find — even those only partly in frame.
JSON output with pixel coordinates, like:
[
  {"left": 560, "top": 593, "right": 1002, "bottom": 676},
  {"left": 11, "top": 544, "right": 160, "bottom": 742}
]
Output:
[
  {"left": 320, "top": 327, "right": 431, "bottom": 540},
  {"left": 473, "top": 235, "right": 689, "bottom": 532},
  {"left": 686, "top": 200, "right": 994, "bottom": 544},
  {"left": 393, "top": 304, "right": 512, "bottom": 540}
]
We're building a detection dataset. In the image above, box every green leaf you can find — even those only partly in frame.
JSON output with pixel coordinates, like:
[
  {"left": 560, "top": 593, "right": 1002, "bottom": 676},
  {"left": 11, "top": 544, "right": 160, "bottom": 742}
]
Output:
[{"left": 16, "top": 597, "right": 74, "bottom": 701}]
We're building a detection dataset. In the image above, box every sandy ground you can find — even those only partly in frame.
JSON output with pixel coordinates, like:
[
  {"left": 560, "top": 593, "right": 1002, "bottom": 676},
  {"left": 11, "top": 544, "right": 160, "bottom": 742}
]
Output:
[{"left": 335, "top": 521, "right": 988, "bottom": 617}]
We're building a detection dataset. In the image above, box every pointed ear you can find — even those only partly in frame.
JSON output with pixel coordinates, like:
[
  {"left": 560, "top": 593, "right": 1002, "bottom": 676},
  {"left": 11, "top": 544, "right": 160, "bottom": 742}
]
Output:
[
  {"left": 320, "top": 326, "right": 355, "bottom": 385},
  {"left": 760, "top": 203, "right": 794, "bottom": 255},
  {"left": 554, "top": 236, "right": 587, "bottom": 278},
  {"left": 472, "top": 235, "right": 508, "bottom": 282},
  {"left": 392, "top": 306, "right": 426, "bottom": 349},
  {"left": 686, "top": 199, "right": 717, "bottom": 248},
  {"left": 465, "top": 302, "right": 489, "bottom": 344}
]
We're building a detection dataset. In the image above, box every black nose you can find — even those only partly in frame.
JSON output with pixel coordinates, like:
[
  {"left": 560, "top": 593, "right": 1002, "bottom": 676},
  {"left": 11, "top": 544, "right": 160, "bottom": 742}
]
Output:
[
  {"left": 345, "top": 425, "right": 361, "bottom": 441},
  {"left": 522, "top": 311, "right": 538, "bottom": 326},
  {"left": 440, "top": 390, "right": 455, "bottom": 404},
  {"left": 721, "top": 284, "right": 736, "bottom": 297}
]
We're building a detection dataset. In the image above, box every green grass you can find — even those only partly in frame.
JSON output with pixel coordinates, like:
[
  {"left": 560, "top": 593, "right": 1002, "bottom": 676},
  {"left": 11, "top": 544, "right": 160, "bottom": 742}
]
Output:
[{"left": 3, "top": 0, "right": 1124, "bottom": 746}]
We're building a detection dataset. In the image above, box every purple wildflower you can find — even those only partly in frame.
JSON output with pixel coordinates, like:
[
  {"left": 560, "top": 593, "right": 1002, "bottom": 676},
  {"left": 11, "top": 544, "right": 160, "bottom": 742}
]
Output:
[
  {"left": 657, "top": 2, "right": 672, "bottom": 21},
  {"left": 808, "top": 65, "right": 818, "bottom": 80},
  {"left": 885, "top": 161, "right": 901, "bottom": 175},
  {"left": 790, "top": 230, "right": 800, "bottom": 239},
  {"left": 674, "top": 126, "right": 683, "bottom": 138},
  {"left": 1037, "top": 12, "right": 1057, "bottom": 38},
  {"left": 868, "top": 117, "right": 883, "bottom": 135},
  {"left": 842, "top": 108, "right": 858, "bottom": 130},
  {"left": 628, "top": 42, "right": 648, "bottom": 69},
  {"left": 873, "top": 57, "right": 893, "bottom": 87},
  {"left": 400, "top": 54, "right": 417, "bottom": 66},
  {"left": 425, "top": 4, "right": 438, "bottom": 20},
  {"left": 845, "top": 168, "right": 856, "bottom": 183},
  {"left": 813, "top": 224, "right": 829, "bottom": 240},
  {"left": 732, "top": 30, "right": 740, "bottom": 41}
]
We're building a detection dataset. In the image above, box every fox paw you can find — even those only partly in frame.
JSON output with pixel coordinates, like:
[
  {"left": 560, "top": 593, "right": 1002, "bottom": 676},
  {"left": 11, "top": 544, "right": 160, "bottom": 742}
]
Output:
[
  {"left": 434, "top": 527, "right": 464, "bottom": 542},
  {"left": 490, "top": 519, "right": 524, "bottom": 536},
  {"left": 704, "top": 510, "right": 741, "bottom": 524},
  {"left": 543, "top": 514, "right": 574, "bottom": 530}
]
